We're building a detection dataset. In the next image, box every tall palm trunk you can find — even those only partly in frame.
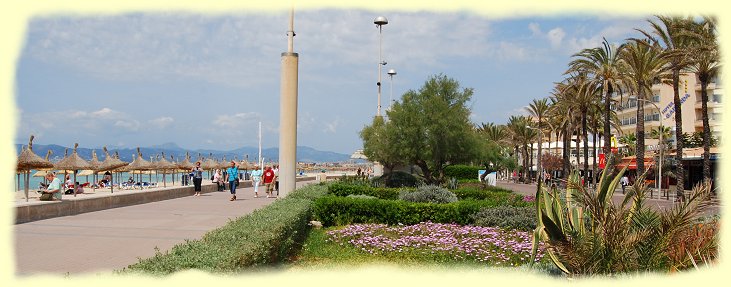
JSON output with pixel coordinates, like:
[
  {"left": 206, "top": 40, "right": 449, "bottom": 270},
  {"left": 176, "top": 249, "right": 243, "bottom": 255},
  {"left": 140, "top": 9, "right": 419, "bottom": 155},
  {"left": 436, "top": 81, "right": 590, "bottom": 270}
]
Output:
[
  {"left": 603, "top": 82, "right": 613, "bottom": 156},
  {"left": 699, "top": 75, "right": 712, "bottom": 181},
  {"left": 672, "top": 69, "right": 685, "bottom": 198},
  {"left": 523, "top": 144, "right": 529, "bottom": 183},
  {"left": 561, "top": 128, "right": 571, "bottom": 179},
  {"left": 582, "top": 109, "right": 589, "bottom": 187},
  {"left": 636, "top": 91, "right": 646, "bottom": 174},
  {"left": 592, "top": 121, "right": 598, "bottom": 185}
]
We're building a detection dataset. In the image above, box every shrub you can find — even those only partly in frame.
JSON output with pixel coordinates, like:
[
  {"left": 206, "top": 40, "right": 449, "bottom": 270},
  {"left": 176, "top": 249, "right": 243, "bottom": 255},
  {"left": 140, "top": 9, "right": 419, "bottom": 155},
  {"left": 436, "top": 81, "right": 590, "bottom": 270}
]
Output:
[
  {"left": 122, "top": 184, "right": 328, "bottom": 275},
  {"left": 328, "top": 183, "right": 530, "bottom": 207},
  {"left": 399, "top": 185, "right": 458, "bottom": 204},
  {"left": 346, "top": 194, "right": 378, "bottom": 200},
  {"left": 471, "top": 206, "right": 537, "bottom": 231},
  {"left": 443, "top": 165, "right": 481, "bottom": 180},
  {"left": 312, "top": 196, "right": 510, "bottom": 227},
  {"left": 372, "top": 171, "right": 421, "bottom": 188},
  {"left": 328, "top": 183, "right": 401, "bottom": 199}
]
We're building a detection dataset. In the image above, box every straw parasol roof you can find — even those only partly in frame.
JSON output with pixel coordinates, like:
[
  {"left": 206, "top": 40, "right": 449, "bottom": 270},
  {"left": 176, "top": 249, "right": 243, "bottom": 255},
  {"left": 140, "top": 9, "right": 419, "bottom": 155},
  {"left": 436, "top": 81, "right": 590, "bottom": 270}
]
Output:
[
  {"left": 54, "top": 143, "right": 93, "bottom": 171},
  {"left": 97, "top": 146, "right": 128, "bottom": 172},
  {"left": 78, "top": 170, "right": 95, "bottom": 176},
  {"left": 153, "top": 152, "right": 177, "bottom": 170},
  {"left": 201, "top": 153, "right": 218, "bottom": 170},
  {"left": 53, "top": 143, "right": 92, "bottom": 197},
  {"left": 126, "top": 147, "right": 154, "bottom": 171},
  {"left": 217, "top": 155, "right": 230, "bottom": 170},
  {"left": 177, "top": 152, "right": 195, "bottom": 170},
  {"left": 88, "top": 150, "right": 102, "bottom": 171},
  {"left": 16, "top": 135, "right": 54, "bottom": 172}
]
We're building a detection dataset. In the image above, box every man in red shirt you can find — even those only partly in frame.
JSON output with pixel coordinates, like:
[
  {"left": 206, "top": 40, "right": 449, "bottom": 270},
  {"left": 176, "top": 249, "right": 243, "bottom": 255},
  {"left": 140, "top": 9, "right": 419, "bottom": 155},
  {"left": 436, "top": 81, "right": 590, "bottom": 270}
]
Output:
[{"left": 263, "top": 166, "right": 276, "bottom": 198}]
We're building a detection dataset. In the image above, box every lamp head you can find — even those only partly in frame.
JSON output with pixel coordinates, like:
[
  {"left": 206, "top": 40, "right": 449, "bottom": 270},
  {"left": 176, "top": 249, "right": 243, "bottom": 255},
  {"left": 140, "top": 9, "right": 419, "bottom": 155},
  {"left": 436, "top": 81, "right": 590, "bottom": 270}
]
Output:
[
  {"left": 374, "top": 16, "right": 388, "bottom": 26},
  {"left": 387, "top": 69, "right": 397, "bottom": 76}
]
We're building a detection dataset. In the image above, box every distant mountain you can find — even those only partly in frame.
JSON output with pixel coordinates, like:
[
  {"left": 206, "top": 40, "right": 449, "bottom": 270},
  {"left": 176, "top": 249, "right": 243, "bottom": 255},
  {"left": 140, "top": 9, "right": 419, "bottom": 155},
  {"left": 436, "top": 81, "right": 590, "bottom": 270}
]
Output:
[{"left": 15, "top": 143, "right": 354, "bottom": 164}]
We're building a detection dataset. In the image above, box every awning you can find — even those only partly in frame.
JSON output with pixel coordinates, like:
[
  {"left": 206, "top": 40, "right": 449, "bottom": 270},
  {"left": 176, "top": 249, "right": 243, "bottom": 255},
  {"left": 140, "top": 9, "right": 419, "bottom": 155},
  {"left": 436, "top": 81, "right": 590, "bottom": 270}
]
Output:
[{"left": 615, "top": 156, "right": 655, "bottom": 170}]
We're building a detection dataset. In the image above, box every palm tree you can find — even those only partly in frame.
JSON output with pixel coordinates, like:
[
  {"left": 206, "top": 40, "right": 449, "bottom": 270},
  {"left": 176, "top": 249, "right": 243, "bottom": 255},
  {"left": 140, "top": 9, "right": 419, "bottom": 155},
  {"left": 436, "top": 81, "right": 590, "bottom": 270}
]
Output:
[
  {"left": 556, "top": 74, "right": 600, "bottom": 186},
  {"left": 568, "top": 38, "right": 628, "bottom": 159},
  {"left": 619, "top": 38, "right": 669, "bottom": 175},
  {"left": 618, "top": 134, "right": 637, "bottom": 156},
  {"left": 526, "top": 98, "right": 551, "bottom": 188},
  {"left": 639, "top": 15, "right": 695, "bottom": 199},
  {"left": 686, "top": 16, "right": 720, "bottom": 182}
]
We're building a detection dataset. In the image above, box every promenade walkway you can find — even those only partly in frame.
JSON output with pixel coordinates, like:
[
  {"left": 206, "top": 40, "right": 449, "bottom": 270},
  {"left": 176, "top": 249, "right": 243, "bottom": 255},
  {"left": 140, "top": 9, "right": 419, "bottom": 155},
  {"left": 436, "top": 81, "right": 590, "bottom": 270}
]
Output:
[
  {"left": 496, "top": 180, "right": 721, "bottom": 214},
  {"left": 14, "top": 180, "right": 316, "bottom": 276}
]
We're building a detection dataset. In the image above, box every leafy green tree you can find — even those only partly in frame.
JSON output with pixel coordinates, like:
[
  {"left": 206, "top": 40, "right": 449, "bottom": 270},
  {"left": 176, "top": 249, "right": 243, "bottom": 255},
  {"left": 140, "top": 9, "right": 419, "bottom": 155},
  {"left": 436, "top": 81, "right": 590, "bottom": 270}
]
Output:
[
  {"left": 359, "top": 115, "right": 403, "bottom": 173},
  {"left": 361, "top": 74, "right": 479, "bottom": 185}
]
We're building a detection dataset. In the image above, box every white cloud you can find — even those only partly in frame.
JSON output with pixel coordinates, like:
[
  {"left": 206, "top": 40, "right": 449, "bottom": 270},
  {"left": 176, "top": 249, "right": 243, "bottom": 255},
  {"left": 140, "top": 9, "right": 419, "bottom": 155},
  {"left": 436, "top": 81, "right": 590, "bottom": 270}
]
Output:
[
  {"left": 547, "top": 28, "right": 566, "bottom": 49},
  {"left": 114, "top": 120, "right": 140, "bottom": 131},
  {"left": 528, "top": 23, "right": 541, "bottom": 36},
  {"left": 323, "top": 117, "right": 341, "bottom": 134},
  {"left": 212, "top": 112, "right": 261, "bottom": 128},
  {"left": 150, "top": 116, "right": 174, "bottom": 128}
]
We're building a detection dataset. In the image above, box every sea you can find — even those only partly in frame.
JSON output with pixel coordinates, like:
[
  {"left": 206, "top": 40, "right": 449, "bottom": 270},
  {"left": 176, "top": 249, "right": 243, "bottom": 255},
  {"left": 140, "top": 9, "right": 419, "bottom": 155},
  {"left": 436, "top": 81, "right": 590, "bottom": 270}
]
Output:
[{"left": 14, "top": 170, "right": 224, "bottom": 192}]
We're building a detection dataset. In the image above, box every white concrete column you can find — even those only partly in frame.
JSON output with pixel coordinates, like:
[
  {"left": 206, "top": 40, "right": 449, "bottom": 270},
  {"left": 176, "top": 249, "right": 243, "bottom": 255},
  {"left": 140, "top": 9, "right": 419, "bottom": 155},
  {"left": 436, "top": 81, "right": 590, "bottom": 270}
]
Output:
[{"left": 278, "top": 53, "right": 298, "bottom": 196}]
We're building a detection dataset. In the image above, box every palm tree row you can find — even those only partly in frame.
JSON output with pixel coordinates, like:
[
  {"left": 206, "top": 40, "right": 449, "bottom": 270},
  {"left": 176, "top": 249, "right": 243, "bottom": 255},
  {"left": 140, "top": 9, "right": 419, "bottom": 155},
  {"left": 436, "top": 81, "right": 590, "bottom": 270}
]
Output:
[{"left": 485, "top": 15, "right": 719, "bottom": 198}]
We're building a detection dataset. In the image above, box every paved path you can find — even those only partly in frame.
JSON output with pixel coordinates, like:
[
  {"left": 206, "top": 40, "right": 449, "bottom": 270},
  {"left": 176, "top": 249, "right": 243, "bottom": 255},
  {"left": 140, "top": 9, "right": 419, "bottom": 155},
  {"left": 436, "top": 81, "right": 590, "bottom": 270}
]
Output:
[
  {"left": 496, "top": 180, "right": 721, "bottom": 214},
  {"left": 14, "top": 180, "right": 316, "bottom": 276}
]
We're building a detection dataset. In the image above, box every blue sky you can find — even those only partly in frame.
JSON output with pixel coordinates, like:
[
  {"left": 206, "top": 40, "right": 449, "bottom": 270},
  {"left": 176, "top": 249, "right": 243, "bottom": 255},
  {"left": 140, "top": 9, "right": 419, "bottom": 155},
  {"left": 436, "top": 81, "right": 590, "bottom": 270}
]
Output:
[{"left": 14, "top": 9, "right": 653, "bottom": 154}]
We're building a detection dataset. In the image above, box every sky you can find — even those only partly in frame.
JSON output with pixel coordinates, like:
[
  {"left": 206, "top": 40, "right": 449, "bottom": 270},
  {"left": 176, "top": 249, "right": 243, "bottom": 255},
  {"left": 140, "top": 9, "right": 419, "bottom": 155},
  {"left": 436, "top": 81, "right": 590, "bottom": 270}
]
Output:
[{"left": 13, "top": 8, "right": 657, "bottom": 154}]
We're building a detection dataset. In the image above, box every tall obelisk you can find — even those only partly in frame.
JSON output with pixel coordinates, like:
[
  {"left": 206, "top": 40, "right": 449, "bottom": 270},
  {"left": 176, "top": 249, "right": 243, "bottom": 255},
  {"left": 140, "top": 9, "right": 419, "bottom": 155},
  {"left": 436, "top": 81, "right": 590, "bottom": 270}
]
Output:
[{"left": 278, "top": 8, "right": 298, "bottom": 196}]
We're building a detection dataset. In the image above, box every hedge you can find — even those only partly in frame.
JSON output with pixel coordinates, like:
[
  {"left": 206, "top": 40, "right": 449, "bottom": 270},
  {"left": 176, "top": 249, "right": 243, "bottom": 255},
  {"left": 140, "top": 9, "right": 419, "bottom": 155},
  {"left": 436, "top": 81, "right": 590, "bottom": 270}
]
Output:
[
  {"left": 312, "top": 196, "right": 532, "bottom": 227},
  {"left": 443, "top": 165, "right": 482, "bottom": 180},
  {"left": 329, "top": 183, "right": 523, "bottom": 203},
  {"left": 121, "top": 184, "right": 328, "bottom": 275}
]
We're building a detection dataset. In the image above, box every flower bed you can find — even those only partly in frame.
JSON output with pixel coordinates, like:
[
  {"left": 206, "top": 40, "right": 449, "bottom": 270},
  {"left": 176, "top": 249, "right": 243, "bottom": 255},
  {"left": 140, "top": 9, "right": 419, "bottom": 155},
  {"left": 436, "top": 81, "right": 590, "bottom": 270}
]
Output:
[{"left": 325, "top": 222, "right": 545, "bottom": 266}]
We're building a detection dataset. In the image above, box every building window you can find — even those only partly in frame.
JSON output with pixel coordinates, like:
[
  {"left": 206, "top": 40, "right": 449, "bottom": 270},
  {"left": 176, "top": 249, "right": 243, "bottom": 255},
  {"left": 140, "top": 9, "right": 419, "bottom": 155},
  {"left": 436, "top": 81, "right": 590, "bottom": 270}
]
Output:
[
  {"left": 644, "top": 113, "right": 660, "bottom": 122},
  {"left": 713, "top": 93, "right": 721, "bottom": 103},
  {"left": 652, "top": 94, "right": 660, "bottom": 102}
]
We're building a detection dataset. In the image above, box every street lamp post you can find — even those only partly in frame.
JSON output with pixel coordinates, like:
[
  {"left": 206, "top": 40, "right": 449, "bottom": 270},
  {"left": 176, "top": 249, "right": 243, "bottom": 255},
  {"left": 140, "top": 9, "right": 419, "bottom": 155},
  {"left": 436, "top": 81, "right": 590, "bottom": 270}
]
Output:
[
  {"left": 631, "top": 96, "right": 664, "bottom": 199},
  {"left": 387, "top": 69, "right": 396, "bottom": 110},
  {"left": 374, "top": 16, "right": 388, "bottom": 117}
]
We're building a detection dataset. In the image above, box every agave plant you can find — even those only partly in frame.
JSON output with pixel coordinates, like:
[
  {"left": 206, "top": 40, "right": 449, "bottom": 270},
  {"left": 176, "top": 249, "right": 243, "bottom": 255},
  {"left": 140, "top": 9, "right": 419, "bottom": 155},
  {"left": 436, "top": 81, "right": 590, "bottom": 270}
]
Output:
[{"left": 530, "top": 163, "right": 716, "bottom": 275}]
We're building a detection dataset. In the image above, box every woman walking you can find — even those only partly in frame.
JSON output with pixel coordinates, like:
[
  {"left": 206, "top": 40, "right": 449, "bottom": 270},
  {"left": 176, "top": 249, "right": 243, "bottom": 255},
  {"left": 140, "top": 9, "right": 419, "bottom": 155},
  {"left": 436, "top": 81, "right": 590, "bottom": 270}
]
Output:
[
  {"left": 251, "top": 165, "right": 262, "bottom": 198},
  {"left": 191, "top": 161, "right": 203, "bottom": 196},
  {"left": 226, "top": 160, "right": 239, "bottom": 201}
]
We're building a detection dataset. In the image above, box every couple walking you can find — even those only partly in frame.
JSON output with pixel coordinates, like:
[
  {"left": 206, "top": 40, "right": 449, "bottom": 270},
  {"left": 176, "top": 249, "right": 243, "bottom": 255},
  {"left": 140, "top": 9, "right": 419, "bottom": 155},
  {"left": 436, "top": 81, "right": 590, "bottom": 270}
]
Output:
[
  {"left": 191, "top": 160, "right": 240, "bottom": 201},
  {"left": 250, "top": 165, "right": 277, "bottom": 198}
]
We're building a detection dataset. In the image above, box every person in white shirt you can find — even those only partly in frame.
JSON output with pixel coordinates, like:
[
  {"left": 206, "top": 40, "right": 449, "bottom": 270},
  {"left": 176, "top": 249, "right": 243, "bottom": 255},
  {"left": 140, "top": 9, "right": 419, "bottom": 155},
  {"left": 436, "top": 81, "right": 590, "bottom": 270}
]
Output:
[{"left": 620, "top": 174, "right": 630, "bottom": 194}]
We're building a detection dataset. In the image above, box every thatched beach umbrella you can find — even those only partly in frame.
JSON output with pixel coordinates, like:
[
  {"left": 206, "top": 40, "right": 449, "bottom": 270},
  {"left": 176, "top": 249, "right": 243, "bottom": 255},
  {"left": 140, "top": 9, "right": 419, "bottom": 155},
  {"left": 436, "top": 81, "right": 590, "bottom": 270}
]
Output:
[
  {"left": 87, "top": 150, "right": 102, "bottom": 190},
  {"left": 97, "top": 146, "right": 128, "bottom": 193},
  {"left": 16, "top": 135, "right": 54, "bottom": 201},
  {"left": 153, "top": 152, "right": 176, "bottom": 188},
  {"left": 126, "top": 147, "right": 154, "bottom": 188},
  {"left": 201, "top": 153, "right": 217, "bottom": 179},
  {"left": 176, "top": 152, "right": 194, "bottom": 186},
  {"left": 53, "top": 143, "right": 92, "bottom": 197}
]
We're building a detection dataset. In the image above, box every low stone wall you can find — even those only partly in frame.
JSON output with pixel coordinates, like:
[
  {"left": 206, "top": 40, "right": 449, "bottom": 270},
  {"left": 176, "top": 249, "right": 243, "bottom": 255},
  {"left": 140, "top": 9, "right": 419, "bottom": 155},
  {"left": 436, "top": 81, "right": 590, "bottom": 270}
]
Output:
[{"left": 15, "top": 176, "right": 316, "bottom": 224}]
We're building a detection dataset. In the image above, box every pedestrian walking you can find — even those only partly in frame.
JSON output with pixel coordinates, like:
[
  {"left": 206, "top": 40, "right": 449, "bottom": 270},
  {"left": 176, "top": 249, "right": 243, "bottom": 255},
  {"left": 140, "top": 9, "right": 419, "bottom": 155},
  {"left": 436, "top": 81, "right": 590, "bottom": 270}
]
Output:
[
  {"left": 273, "top": 164, "right": 279, "bottom": 196},
  {"left": 263, "top": 165, "right": 275, "bottom": 198},
  {"left": 251, "top": 165, "right": 262, "bottom": 198},
  {"left": 226, "top": 161, "right": 239, "bottom": 201},
  {"left": 620, "top": 174, "right": 629, "bottom": 194},
  {"left": 191, "top": 161, "right": 203, "bottom": 196}
]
